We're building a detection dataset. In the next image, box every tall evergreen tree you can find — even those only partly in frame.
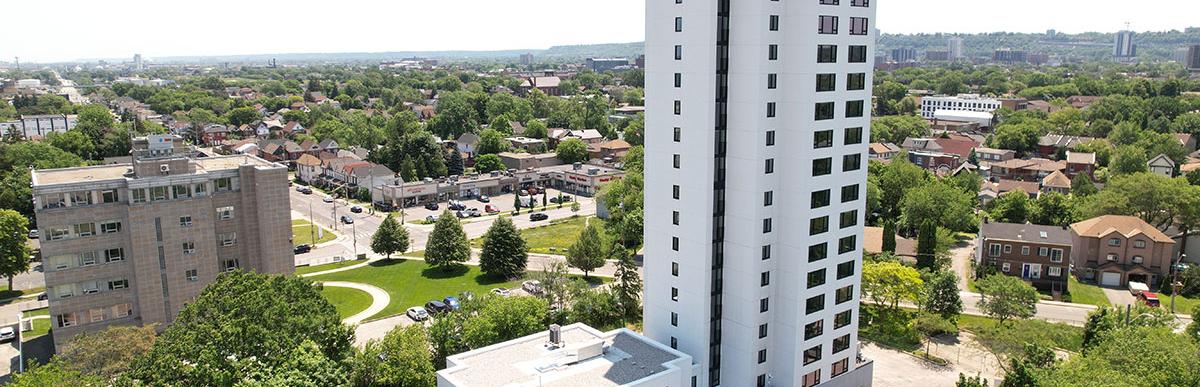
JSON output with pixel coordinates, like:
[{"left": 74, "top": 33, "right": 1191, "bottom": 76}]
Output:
[
  {"left": 446, "top": 150, "right": 465, "bottom": 176},
  {"left": 916, "top": 222, "right": 939, "bottom": 270},
  {"left": 370, "top": 213, "right": 409, "bottom": 260},
  {"left": 400, "top": 158, "right": 418, "bottom": 182},
  {"left": 882, "top": 219, "right": 897, "bottom": 253},
  {"left": 479, "top": 217, "right": 528, "bottom": 279},
  {"left": 610, "top": 243, "right": 643, "bottom": 322},
  {"left": 425, "top": 210, "right": 470, "bottom": 271},
  {"left": 567, "top": 222, "right": 606, "bottom": 278}
]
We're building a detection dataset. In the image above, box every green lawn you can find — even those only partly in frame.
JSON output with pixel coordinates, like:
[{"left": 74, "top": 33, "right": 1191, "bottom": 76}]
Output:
[
  {"left": 0, "top": 286, "right": 46, "bottom": 304},
  {"left": 295, "top": 260, "right": 364, "bottom": 276},
  {"left": 958, "top": 314, "right": 1083, "bottom": 354},
  {"left": 312, "top": 259, "right": 526, "bottom": 320},
  {"left": 471, "top": 216, "right": 607, "bottom": 254},
  {"left": 292, "top": 219, "right": 337, "bottom": 247},
  {"left": 1069, "top": 276, "right": 1111, "bottom": 307},
  {"left": 25, "top": 318, "right": 49, "bottom": 340},
  {"left": 320, "top": 286, "right": 374, "bottom": 319},
  {"left": 1155, "top": 293, "right": 1200, "bottom": 314},
  {"left": 22, "top": 307, "right": 48, "bottom": 318}
]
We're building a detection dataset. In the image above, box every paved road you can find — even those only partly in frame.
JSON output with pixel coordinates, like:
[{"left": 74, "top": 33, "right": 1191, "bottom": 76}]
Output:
[{"left": 320, "top": 281, "right": 390, "bottom": 325}]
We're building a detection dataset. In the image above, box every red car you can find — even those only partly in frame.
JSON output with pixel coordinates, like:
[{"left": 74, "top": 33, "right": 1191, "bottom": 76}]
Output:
[
  {"left": 485, "top": 204, "right": 500, "bottom": 214},
  {"left": 1138, "top": 291, "right": 1161, "bottom": 308}
]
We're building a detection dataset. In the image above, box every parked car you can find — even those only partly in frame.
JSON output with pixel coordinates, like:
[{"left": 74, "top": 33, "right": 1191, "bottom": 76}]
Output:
[
  {"left": 340, "top": 215, "right": 354, "bottom": 224},
  {"left": 478, "top": 195, "right": 491, "bottom": 203},
  {"left": 294, "top": 244, "right": 311, "bottom": 254},
  {"left": 0, "top": 327, "right": 14, "bottom": 343},
  {"left": 455, "top": 211, "right": 469, "bottom": 219},
  {"left": 407, "top": 306, "right": 430, "bottom": 321},
  {"left": 350, "top": 206, "right": 363, "bottom": 213},
  {"left": 525, "top": 187, "right": 541, "bottom": 195},
  {"left": 551, "top": 195, "right": 574, "bottom": 203},
  {"left": 466, "top": 208, "right": 482, "bottom": 217},
  {"left": 37, "top": 293, "right": 47, "bottom": 301},
  {"left": 491, "top": 288, "right": 511, "bottom": 297},
  {"left": 448, "top": 201, "right": 466, "bottom": 211},
  {"left": 1129, "top": 281, "right": 1150, "bottom": 296},
  {"left": 426, "top": 215, "right": 439, "bottom": 223},
  {"left": 323, "top": 195, "right": 334, "bottom": 203},
  {"left": 300, "top": 187, "right": 313, "bottom": 195},
  {"left": 443, "top": 296, "right": 461, "bottom": 310},
  {"left": 296, "top": 186, "right": 306, "bottom": 193},
  {"left": 424, "top": 300, "right": 449, "bottom": 314},
  {"left": 425, "top": 202, "right": 439, "bottom": 211},
  {"left": 27, "top": 229, "right": 38, "bottom": 239},
  {"left": 530, "top": 213, "right": 549, "bottom": 221},
  {"left": 1138, "top": 291, "right": 1161, "bottom": 307},
  {"left": 374, "top": 202, "right": 394, "bottom": 212},
  {"left": 485, "top": 205, "right": 500, "bottom": 214},
  {"left": 522, "top": 280, "right": 542, "bottom": 294}
]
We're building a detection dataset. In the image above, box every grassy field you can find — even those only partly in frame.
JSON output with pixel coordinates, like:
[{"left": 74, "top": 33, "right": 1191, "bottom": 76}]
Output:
[
  {"left": 320, "top": 286, "right": 374, "bottom": 319},
  {"left": 22, "top": 307, "right": 48, "bottom": 318},
  {"left": 471, "top": 216, "right": 608, "bottom": 254},
  {"left": 958, "top": 314, "right": 1083, "bottom": 354},
  {"left": 25, "top": 318, "right": 49, "bottom": 340},
  {"left": 1155, "top": 293, "right": 1200, "bottom": 314},
  {"left": 295, "top": 260, "right": 364, "bottom": 276},
  {"left": 311, "top": 259, "right": 526, "bottom": 320},
  {"left": 292, "top": 219, "right": 336, "bottom": 247},
  {"left": 1069, "top": 276, "right": 1111, "bottom": 307}
]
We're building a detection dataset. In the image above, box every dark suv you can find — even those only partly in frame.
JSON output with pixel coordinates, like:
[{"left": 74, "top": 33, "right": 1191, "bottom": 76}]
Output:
[{"left": 424, "top": 300, "right": 450, "bottom": 314}]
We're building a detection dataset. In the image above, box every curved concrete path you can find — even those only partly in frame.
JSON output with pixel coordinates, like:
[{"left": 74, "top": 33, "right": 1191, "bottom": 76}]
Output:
[{"left": 319, "top": 281, "right": 390, "bottom": 325}]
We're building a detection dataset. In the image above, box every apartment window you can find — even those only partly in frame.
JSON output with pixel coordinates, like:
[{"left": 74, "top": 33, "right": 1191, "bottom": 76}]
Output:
[
  {"left": 803, "top": 369, "right": 821, "bottom": 387},
  {"left": 845, "top": 127, "right": 863, "bottom": 144},
  {"left": 847, "top": 73, "right": 866, "bottom": 90},
  {"left": 1004, "top": 245, "right": 1013, "bottom": 253},
  {"left": 672, "top": 211, "right": 680, "bottom": 225},
  {"left": 1039, "top": 247, "right": 1049, "bottom": 256},
  {"left": 671, "top": 337, "right": 678, "bottom": 349},
  {"left": 851, "top": 0, "right": 869, "bottom": 6},
  {"left": 765, "top": 158, "right": 774, "bottom": 174},
  {"left": 810, "top": 216, "right": 829, "bottom": 235},
  {"left": 818, "top": 45, "right": 838, "bottom": 63},
  {"left": 759, "top": 323, "right": 769, "bottom": 339},
  {"left": 104, "top": 248, "right": 124, "bottom": 263},
  {"left": 222, "top": 259, "right": 240, "bottom": 272},
  {"left": 71, "top": 191, "right": 93, "bottom": 206},
  {"left": 220, "top": 233, "right": 237, "bottom": 247},
  {"left": 760, "top": 298, "right": 770, "bottom": 313},
  {"left": 74, "top": 222, "right": 95, "bottom": 237},
  {"left": 843, "top": 154, "right": 862, "bottom": 171},
  {"left": 806, "top": 295, "right": 825, "bottom": 314},
  {"left": 131, "top": 189, "right": 147, "bottom": 203},
  {"left": 56, "top": 285, "right": 74, "bottom": 299},
  {"left": 812, "top": 189, "right": 831, "bottom": 208},
  {"left": 99, "top": 221, "right": 121, "bottom": 234},
  {"left": 805, "top": 320, "right": 824, "bottom": 340},
  {"left": 833, "top": 334, "right": 851, "bottom": 353},
  {"left": 758, "top": 375, "right": 767, "bottom": 387},
  {"left": 838, "top": 236, "right": 857, "bottom": 254},
  {"left": 1021, "top": 246, "right": 1031, "bottom": 256},
  {"left": 47, "top": 227, "right": 69, "bottom": 241},
  {"left": 1132, "top": 256, "right": 1145, "bottom": 264},
  {"left": 671, "top": 312, "right": 678, "bottom": 326},
  {"left": 841, "top": 184, "right": 860, "bottom": 202},
  {"left": 1003, "top": 262, "right": 1012, "bottom": 272},
  {"left": 846, "top": 100, "right": 865, "bottom": 117},
  {"left": 182, "top": 241, "right": 196, "bottom": 255},
  {"left": 673, "top": 101, "right": 681, "bottom": 115},
  {"left": 108, "top": 279, "right": 128, "bottom": 290},
  {"left": 762, "top": 218, "right": 773, "bottom": 233},
  {"left": 768, "top": 45, "right": 778, "bottom": 60},
  {"left": 837, "top": 260, "right": 855, "bottom": 279},
  {"left": 815, "top": 102, "right": 835, "bottom": 120},
  {"left": 814, "top": 129, "right": 834, "bottom": 148},
  {"left": 82, "top": 281, "right": 100, "bottom": 294},
  {"left": 215, "top": 177, "right": 232, "bottom": 192},
  {"left": 173, "top": 184, "right": 190, "bottom": 199},
  {"left": 820, "top": 0, "right": 839, "bottom": 4},
  {"left": 1048, "top": 267, "right": 1063, "bottom": 277},
  {"left": 180, "top": 216, "right": 193, "bottom": 227},
  {"left": 673, "top": 127, "right": 681, "bottom": 142},
  {"left": 150, "top": 186, "right": 168, "bottom": 201},
  {"left": 764, "top": 191, "right": 774, "bottom": 207},
  {"left": 816, "top": 74, "right": 836, "bottom": 92},
  {"left": 1108, "top": 238, "right": 1121, "bottom": 247},
  {"left": 839, "top": 210, "right": 858, "bottom": 228},
  {"left": 818, "top": 15, "right": 839, "bottom": 34},
  {"left": 767, "top": 73, "right": 777, "bottom": 89},
  {"left": 849, "top": 17, "right": 869, "bottom": 35},
  {"left": 849, "top": 45, "right": 867, "bottom": 62},
  {"left": 769, "top": 15, "right": 779, "bottom": 31},
  {"left": 1134, "top": 240, "right": 1147, "bottom": 249},
  {"left": 114, "top": 304, "right": 132, "bottom": 318},
  {"left": 101, "top": 189, "right": 118, "bottom": 204},
  {"left": 194, "top": 183, "right": 208, "bottom": 197},
  {"left": 675, "top": 45, "right": 682, "bottom": 60},
  {"left": 808, "top": 269, "right": 827, "bottom": 289},
  {"left": 813, "top": 158, "right": 832, "bottom": 176},
  {"left": 766, "top": 102, "right": 776, "bottom": 117},
  {"left": 761, "top": 272, "right": 771, "bottom": 287},
  {"left": 758, "top": 349, "right": 767, "bottom": 364},
  {"left": 809, "top": 243, "right": 828, "bottom": 263},
  {"left": 186, "top": 269, "right": 198, "bottom": 282},
  {"left": 762, "top": 245, "right": 772, "bottom": 260},
  {"left": 56, "top": 313, "right": 77, "bottom": 328},
  {"left": 835, "top": 310, "right": 852, "bottom": 329},
  {"left": 670, "top": 287, "right": 679, "bottom": 302},
  {"left": 833, "top": 358, "right": 849, "bottom": 377},
  {"left": 672, "top": 185, "right": 680, "bottom": 199},
  {"left": 836, "top": 285, "right": 854, "bottom": 304},
  {"left": 672, "top": 262, "right": 679, "bottom": 276},
  {"left": 672, "top": 237, "right": 679, "bottom": 251},
  {"left": 80, "top": 252, "right": 97, "bottom": 267},
  {"left": 89, "top": 308, "right": 105, "bottom": 323},
  {"left": 989, "top": 243, "right": 1002, "bottom": 257},
  {"left": 673, "top": 154, "right": 681, "bottom": 169},
  {"left": 1050, "top": 249, "right": 1064, "bottom": 263}
]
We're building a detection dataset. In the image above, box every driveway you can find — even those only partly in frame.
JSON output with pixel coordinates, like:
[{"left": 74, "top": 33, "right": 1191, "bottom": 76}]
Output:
[
  {"left": 1101, "top": 287, "right": 1138, "bottom": 307},
  {"left": 949, "top": 238, "right": 977, "bottom": 291}
]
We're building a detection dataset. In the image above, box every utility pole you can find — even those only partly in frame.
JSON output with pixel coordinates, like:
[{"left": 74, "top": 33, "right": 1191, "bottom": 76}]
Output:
[
  {"left": 352, "top": 218, "right": 358, "bottom": 259},
  {"left": 308, "top": 197, "right": 316, "bottom": 244}
]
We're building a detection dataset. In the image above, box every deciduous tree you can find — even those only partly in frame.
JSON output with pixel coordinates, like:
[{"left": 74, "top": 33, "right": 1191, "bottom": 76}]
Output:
[
  {"left": 556, "top": 138, "right": 589, "bottom": 164},
  {"left": 0, "top": 209, "right": 30, "bottom": 291},
  {"left": 567, "top": 223, "right": 606, "bottom": 278},
  {"left": 370, "top": 213, "right": 409, "bottom": 260},
  {"left": 347, "top": 325, "right": 436, "bottom": 387},
  {"left": 975, "top": 275, "right": 1038, "bottom": 325},
  {"left": 862, "top": 261, "right": 924, "bottom": 310}
]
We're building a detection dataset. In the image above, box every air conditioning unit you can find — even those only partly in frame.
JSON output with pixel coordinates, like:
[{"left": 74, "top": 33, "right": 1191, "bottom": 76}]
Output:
[{"left": 160, "top": 164, "right": 170, "bottom": 173}]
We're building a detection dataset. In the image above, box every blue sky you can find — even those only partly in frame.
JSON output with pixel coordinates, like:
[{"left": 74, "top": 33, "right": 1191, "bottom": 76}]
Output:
[{"left": 3, "top": 0, "right": 1196, "bottom": 63}]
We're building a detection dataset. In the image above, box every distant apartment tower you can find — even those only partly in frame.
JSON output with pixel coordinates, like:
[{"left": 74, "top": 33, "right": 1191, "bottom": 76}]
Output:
[
  {"left": 1188, "top": 45, "right": 1200, "bottom": 71},
  {"left": 32, "top": 135, "right": 294, "bottom": 347},
  {"left": 519, "top": 53, "right": 533, "bottom": 66},
  {"left": 133, "top": 53, "right": 143, "bottom": 70},
  {"left": 993, "top": 49, "right": 1028, "bottom": 64},
  {"left": 646, "top": 0, "right": 876, "bottom": 386},
  {"left": 889, "top": 48, "right": 917, "bottom": 63},
  {"left": 586, "top": 57, "right": 631, "bottom": 72},
  {"left": 920, "top": 94, "right": 1002, "bottom": 120},
  {"left": 1113, "top": 30, "right": 1137, "bottom": 61},
  {"left": 948, "top": 36, "right": 965, "bottom": 59}
]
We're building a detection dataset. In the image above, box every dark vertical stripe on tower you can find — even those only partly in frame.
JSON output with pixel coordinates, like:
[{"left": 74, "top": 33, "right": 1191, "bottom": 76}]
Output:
[{"left": 709, "top": 0, "right": 730, "bottom": 385}]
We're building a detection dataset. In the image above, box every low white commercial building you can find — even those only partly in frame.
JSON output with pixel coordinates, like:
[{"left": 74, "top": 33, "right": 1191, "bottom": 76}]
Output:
[
  {"left": 437, "top": 323, "right": 695, "bottom": 387},
  {"left": 933, "top": 109, "right": 994, "bottom": 128},
  {"left": 920, "top": 94, "right": 1001, "bottom": 119}
]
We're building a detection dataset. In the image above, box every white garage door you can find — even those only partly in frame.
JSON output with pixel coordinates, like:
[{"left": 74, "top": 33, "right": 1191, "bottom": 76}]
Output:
[{"left": 1100, "top": 272, "right": 1122, "bottom": 287}]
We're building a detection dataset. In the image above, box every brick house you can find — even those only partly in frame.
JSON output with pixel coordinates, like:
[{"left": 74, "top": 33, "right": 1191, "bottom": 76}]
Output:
[
  {"left": 1071, "top": 215, "right": 1176, "bottom": 288},
  {"left": 977, "top": 221, "right": 1072, "bottom": 292}
]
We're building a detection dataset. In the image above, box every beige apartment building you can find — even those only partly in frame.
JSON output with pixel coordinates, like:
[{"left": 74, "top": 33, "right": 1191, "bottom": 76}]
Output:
[{"left": 31, "top": 135, "right": 294, "bottom": 347}]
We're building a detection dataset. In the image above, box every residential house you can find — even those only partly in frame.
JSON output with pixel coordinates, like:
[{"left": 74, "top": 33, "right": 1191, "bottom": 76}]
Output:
[
  {"left": 507, "top": 137, "right": 546, "bottom": 152},
  {"left": 282, "top": 121, "right": 305, "bottom": 135},
  {"left": 411, "top": 104, "right": 435, "bottom": 120},
  {"left": 295, "top": 154, "right": 323, "bottom": 183},
  {"left": 973, "top": 147, "right": 1016, "bottom": 164},
  {"left": 1176, "top": 133, "right": 1197, "bottom": 152},
  {"left": 518, "top": 74, "right": 563, "bottom": 96},
  {"left": 318, "top": 139, "right": 340, "bottom": 154},
  {"left": 989, "top": 158, "right": 1067, "bottom": 181},
  {"left": 299, "top": 140, "right": 320, "bottom": 154},
  {"left": 1037, "top": 134, "right": 1096, "bottom": 158},
  {"left": 507, "top": 121, "right": 527, "bottom": 136},
  {"left": 1064, "top": 152, "right": 1097, "bottom": 177},
  {"left": 200, "top": 124, "right": 230, "bottom": 146},
  {"left": 1071, "top": 215, "right": 1176, "bottom": 287},
  {"left": 868, "top": 143, "right": 902, "bottom": 161},
  {"left": 1148, "top": 154, "right": 1176, "bottom": 177},
  {"left": 977, "top": 221, "right": 1072, "bottom": 292},
  {"left": 979, "top": 179, "right": 1040, "bottom": 205},
  {"left": 589, "top": 139, "right": 632, "bottom": 161},
  {"left": 901, "top": 134, "right": 980, "bottom": 172},
  {"left": 454, "top": 133, "right": 480, "bottom": 156},
  {"left": 1066, "top": 96, "right": 1104, "bottom": 109},
  {"left": 1040, "top": 170, "right": 1071, "bottom": 195},
  {"left": 549, "top": 129, "right": 605, "bottom": 147},
  {"left": 348, "top": 163, "right": 395, "bottom": 189}
]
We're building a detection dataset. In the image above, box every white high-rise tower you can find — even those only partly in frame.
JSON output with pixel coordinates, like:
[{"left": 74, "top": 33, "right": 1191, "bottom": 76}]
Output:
[
  {"left": 644, "top": 1, "right": 877, "bottom": 386},
  {"left": 949, "top": 36, "right": 965, "bottom": 60}
]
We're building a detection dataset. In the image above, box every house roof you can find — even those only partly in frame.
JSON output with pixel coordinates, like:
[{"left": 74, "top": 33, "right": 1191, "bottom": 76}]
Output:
[
  {"left": 863, "top": 227, "right": 918, "bottom": 257},
  {"left": 869, "top": 142, "right": 902, "bottom": 154},
  {"left": 981, "top": 222, "right": 1072, "bottom": 246},
  {"left": 1071, "top": 215, "right": 1175, "bottom": 244},
  {"left": 282, "top": 141, "right": 303, "bottom": 153},
  {"left": 982, "top": 179, "right": 1040, "bottom": 196},
  {"left": 318, "top": 139, "right": 339, "bottom": 149},
  {"left": 1148, "top": 154, "right": 1176, "bottom": 167},
  {"left": 1038, "top": 134, "right": 1096, "bottom": 148},
  {"left": 600, "top": 139, "right": 631, "bottom": 150},
  {"left": 1041, "top": 170, "right": 1072, "bottom": 188},
  {"left": 990, "top": 158, "right": 1066, "bottom": 172},
  {"left": 456, "top": 133, "right": 481, "bottom": 145},
  {"left": 1175, "top": 133, "right": 1194, "bottom": 146},
  {"left": 1065, "top": 151, "right": 1096, "bottom": 165},
  {"left": 295, "top": 154, "right": 322, "bottom": 167},
  {"left": 299, "top": 140, "right": 318, "bottom": 151},
  {"left": 283, "top": 121, "right": 303, "bottom": 132},
  {"left": 973, "top": 147, "right": 1013, "bottom": 156},
  {"left": 933, "top": 135, "right": 982, "bottom": 159}
]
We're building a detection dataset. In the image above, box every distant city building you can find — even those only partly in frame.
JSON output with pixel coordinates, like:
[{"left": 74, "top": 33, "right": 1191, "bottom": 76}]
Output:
[
  {"left": 890, "top": 48, "right": 917, "bottom": 63},
  {"left": 16, "top": 79, "right": 42, "bottom": 89},
  {"left": 1046, "top": 29, "right": 1058, "bottom": 37},
  {"left": 920, "top": 94, "right": 1002, "bottom": 120},
  {"left": 31, "top": 135, "right": 294, "bottom": 348},
  {"left": 949, "top": 36, "right": 966, "bottom": 59},
  {"left": 925, "top": 50, "right": 951, "bottom": 61},
  {"left": 133, "top": 53, "right": 144, "bottom": 70},
  {"left": 0, "top": 114, "right": 79, "bottom": 139},
  {"left": 519, "top": 53, "right": 533, "bottom": 66},
  {"left": 1113, "top": 30, "right": 1137, "bottom": 61},
  {"left": 586, "top": 57, "right": 631, "bottom": 72},
  {"left": 993, "top": 49, "right": 1028, "bottom": 64},
  {"left": 1188, "top": 45, "right": 1200, "bottom": 71}
]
